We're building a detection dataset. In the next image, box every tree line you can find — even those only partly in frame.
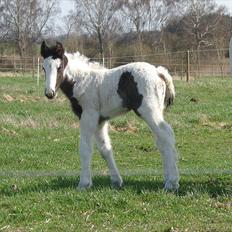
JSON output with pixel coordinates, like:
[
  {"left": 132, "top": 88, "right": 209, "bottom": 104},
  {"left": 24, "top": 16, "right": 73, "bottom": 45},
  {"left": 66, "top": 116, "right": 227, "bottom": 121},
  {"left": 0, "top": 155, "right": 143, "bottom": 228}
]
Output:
[{"left": 0, "top": 0, "right": 231, "bottom": 63}]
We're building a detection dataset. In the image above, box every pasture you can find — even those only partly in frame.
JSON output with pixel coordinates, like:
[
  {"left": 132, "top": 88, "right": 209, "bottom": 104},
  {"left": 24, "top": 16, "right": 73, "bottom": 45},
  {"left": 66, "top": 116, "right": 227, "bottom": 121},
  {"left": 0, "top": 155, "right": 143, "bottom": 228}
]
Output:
[{"left": 0, "top": 75, "right": 232, "bottom": 231}]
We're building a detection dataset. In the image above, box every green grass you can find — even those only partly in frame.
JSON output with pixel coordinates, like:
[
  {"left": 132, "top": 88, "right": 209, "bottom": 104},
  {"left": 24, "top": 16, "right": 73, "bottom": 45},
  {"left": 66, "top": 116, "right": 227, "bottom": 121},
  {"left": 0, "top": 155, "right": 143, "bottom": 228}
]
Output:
[{"left": 0, "top": 75, "right": 232, "bottom": 231}]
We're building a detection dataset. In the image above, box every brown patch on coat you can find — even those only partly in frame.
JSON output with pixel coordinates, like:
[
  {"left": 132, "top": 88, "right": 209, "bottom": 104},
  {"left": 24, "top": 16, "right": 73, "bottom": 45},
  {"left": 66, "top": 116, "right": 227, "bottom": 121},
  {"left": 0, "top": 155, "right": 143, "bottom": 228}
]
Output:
[
  {"left": 55, "top": 55, "right": 68, "bottom": 91},
  {"left": 60, "top": 78, "right": 83, "bottom": 119},
  {"left": 117, "top": 71, "right": 143, "bottom": 116},
  {"left": 99, "top": 116, "right": 110, "bottom": 125}
]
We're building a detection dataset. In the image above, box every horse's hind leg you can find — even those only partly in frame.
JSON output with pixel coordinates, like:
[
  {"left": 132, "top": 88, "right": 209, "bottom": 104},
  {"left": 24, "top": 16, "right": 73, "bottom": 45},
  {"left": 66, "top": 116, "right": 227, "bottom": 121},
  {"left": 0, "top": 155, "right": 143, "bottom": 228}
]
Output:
[
  {"left": 138, "top": 103, "right": 179, "bottom": 190},
  {"left": 95, "top": 122, "right": 123, "bottom": 188}
]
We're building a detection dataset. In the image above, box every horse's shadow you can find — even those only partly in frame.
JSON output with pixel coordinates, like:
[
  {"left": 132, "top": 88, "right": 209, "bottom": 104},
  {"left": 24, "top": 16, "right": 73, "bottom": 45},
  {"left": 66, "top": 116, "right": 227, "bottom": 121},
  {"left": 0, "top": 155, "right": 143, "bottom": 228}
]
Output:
[{"left": 1, "top": 175, "right": 231, "bottom": 197}]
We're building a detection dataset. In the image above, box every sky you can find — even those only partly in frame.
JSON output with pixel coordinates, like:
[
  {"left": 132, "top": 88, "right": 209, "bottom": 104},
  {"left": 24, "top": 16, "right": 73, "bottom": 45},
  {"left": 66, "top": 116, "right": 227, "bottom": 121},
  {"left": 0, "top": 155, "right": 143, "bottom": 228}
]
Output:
[
  {"left": 59, "top": 0, "right": 232, "bottom": 15},
  {"left": 217, "top": 0, "right": 232, "bottom": 13},
  {"left": 60, "top": 0, "right": 74, "bottom": 16},
  {"left": 58, "top": 0, "right": 232, "bottom": 29}
]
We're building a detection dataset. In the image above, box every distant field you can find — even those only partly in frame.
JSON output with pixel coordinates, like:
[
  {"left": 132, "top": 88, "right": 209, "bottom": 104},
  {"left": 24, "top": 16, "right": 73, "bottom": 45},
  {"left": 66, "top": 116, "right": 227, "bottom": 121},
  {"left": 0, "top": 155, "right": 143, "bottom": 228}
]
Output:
[{"left": 0, "top": 75, "right": 231, "bottom": 231}]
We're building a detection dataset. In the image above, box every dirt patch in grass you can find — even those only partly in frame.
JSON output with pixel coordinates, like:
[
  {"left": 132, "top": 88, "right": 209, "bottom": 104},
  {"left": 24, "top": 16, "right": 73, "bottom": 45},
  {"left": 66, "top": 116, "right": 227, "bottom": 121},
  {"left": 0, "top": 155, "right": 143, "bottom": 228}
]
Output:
[
  {"left": 0, "top": 71, "right": 22, "bottom": 77},
  {"left": 213, "top": 201, "right": 232, "bottom": 209},
  {"left": 198, "top": 114, "right": 232, "bottom": 130},
  {"left": 2, "top": 94, "right": 42, "bottom": 103},
  {"left": 3, "top": 94, "right": 15, "bottom": 102},
  {"left": 1, "top": 127, "right": 18, "bottom": 136},
  {"left": 0, "top": 115, "right": 50, "bottom": 129},
  {"left": 110, "top": 122, "right": 138, "bottom": 133}
]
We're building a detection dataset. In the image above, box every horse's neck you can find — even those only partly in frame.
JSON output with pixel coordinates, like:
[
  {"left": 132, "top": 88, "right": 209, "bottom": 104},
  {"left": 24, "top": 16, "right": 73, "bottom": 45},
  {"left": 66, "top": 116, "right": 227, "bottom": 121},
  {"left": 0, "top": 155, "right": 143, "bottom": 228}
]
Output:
[
  {"left": 65, "top": 62, "right": 90, "bottom": 81},
  {"left": 67, "top": 64, "right": 107, "bottom": 85},
  {"left": 60, "top": 77, "right": 83, "bottom": 119},
  {"left": 60, "top": 77, "right": 75, "bottom": 100},
  {"left": 65, "top": 53, "right": 106, "bottom": 80},
  {"left": 61, "top": 63, "right": 92, "bottom": 99}
]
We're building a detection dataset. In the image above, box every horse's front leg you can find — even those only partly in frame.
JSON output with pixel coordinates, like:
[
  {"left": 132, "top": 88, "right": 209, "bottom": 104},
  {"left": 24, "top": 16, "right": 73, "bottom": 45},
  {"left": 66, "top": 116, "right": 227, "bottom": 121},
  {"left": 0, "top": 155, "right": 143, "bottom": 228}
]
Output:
[
  {"left": 95, "top": 121, "right": 123, "bottom": 188},
  {"left": 78, "top": 110, "right": 99, "bottom": 190}
]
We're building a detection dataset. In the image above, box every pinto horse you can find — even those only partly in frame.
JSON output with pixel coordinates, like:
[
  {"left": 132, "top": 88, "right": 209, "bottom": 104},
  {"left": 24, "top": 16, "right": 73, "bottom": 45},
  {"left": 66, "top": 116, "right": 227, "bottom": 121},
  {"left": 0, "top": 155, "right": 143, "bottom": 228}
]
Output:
[{"left": 41, "top": 41, "right": 179, "bottom": 190}]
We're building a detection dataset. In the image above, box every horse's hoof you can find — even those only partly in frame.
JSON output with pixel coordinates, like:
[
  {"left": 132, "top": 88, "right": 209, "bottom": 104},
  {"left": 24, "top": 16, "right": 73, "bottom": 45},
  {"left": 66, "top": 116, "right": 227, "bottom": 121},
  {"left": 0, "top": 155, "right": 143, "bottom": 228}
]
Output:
[
  {"left": 164, "top": 181, "right": 179, "bottom": 192},
  {"left": 111, "top": 180, "right": 123, "bottom": 189},
  {"left": 111, "top": 176, "right": 123, "bottom": 189},
  {"left": 78, "top": 182, "right": 92, "bottom": 190}
]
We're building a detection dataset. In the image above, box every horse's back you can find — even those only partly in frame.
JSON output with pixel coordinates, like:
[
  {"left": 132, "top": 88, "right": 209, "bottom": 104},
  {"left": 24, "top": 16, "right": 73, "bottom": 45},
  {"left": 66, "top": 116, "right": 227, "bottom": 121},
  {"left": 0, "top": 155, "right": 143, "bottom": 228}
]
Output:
[
  {"left": 99, "top": 62, "right": 165, "bottom": 115},
  {"left": 111, "top": 62, "right": 165, "bottom": 96}
]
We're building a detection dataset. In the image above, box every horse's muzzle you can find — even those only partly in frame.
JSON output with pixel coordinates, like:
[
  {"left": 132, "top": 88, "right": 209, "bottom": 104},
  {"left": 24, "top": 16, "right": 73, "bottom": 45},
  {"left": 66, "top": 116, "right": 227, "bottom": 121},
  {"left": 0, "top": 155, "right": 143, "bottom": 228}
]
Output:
[{"left": 45, "top": 89, "right": 56, "bottom": 99}]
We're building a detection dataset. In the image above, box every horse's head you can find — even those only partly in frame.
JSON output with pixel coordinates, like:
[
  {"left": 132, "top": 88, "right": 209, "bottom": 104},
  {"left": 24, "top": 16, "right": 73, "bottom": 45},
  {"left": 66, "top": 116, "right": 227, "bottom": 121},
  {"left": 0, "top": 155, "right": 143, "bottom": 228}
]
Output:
[{"left": 40, "top": 41, "right": 67, "bottom": 99}]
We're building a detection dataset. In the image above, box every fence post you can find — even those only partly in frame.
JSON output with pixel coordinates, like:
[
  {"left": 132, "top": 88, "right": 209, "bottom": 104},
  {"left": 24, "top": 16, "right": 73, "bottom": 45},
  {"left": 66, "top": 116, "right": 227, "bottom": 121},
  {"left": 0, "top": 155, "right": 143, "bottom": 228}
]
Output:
[
  {"left": 102, "top": 56, "right": 105, "bottom": 67},
  {"left": 186, "top": 50, "right": 190, "bottom": 82},
  {"left": 23, "top": 57, "right": 26, "bottom": 75},
  {"left": 181, "top": 60, "right": 183, "bottom": 80},
  {"left": 37, "top": 57, "right": 40, "bottom": 87},
  {"left": 109, "top": 57, "right": 112, "bottom": 69},
  {"left": 32, "top": 56, "right": 35, "bottom": 79},
  {"left": 230, "top": 37, "right": 232, "bottom": 74},
  {"left": 13, "top": 56, "right": 16, "bottom": 74}
]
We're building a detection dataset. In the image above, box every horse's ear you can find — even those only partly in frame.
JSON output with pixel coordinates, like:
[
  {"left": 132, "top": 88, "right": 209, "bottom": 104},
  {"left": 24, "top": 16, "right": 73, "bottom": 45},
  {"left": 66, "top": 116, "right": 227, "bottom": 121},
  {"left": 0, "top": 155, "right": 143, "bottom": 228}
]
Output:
[
  {"left": 55, "top": 41, "right": 64, "bottom": 58},
  {"left": 41, "top": 41, "right": 49, "bottom": 58}
]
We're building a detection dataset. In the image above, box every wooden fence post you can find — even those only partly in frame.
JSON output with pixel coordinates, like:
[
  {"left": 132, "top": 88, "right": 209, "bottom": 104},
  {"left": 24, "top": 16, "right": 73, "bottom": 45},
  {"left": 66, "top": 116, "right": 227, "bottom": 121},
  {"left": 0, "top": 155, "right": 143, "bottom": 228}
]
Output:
[
  {"left": 102, "top": 56, "right": 105, "bottom": 67},
  {"left": 23, "top": 57, "right": 26, "bottom": 75},
  {"left": 181, "top": 60, "right": 183, "bottom": 80},
  {"left": 230, "top": 37, "right": 232, "bottom": 74},
  {"left": 13, "top": 56, "right": 16, "bottom": 74},
  {"left": 37, "top": 57, "right": 40, "bottom": 87},
  {"left": 32, "top": 56, "right": 35, "bottom": 79},
  {"left": 186, "top": 50, "right": 190, "bottom": 82}
]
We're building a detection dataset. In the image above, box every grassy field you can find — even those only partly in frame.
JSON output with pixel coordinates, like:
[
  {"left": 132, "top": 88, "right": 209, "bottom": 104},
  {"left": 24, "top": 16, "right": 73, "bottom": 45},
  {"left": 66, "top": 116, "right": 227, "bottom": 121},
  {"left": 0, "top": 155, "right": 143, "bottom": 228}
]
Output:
[{"left": 0, "top": 75, "right": 232, "bottom": 231}]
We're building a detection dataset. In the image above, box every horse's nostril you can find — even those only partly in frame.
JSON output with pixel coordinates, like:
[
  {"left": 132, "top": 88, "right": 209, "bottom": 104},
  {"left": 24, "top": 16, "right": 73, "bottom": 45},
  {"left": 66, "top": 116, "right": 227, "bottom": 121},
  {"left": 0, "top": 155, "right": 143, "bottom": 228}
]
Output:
[{"left": 45, "top": 90, "right": 55, "bottom": 99}]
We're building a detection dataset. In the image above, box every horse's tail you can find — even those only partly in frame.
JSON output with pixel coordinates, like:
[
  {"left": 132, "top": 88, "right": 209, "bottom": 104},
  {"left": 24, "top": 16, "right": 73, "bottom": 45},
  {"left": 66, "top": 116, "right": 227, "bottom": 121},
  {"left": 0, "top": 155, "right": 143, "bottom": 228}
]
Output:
[{"left": 157, "top": 66, "right": 175, "bottom": 108}]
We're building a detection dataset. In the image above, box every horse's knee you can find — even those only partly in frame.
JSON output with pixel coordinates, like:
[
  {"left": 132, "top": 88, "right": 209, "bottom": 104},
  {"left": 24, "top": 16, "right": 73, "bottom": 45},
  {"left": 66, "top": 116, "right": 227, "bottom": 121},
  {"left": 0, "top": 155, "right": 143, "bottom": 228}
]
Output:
[
  {"left": 156, "top": 122, "right": 175, "bottom": 146},
  {"left": 99, "top": 146, "right": 112, "bottom": 160}
]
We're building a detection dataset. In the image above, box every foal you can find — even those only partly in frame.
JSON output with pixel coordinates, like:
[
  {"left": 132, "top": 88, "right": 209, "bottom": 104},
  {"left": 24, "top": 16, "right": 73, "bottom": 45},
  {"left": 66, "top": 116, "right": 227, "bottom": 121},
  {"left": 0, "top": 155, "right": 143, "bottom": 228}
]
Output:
[{"left": 41, "top": 41, "right": 179, "bottom": 190}]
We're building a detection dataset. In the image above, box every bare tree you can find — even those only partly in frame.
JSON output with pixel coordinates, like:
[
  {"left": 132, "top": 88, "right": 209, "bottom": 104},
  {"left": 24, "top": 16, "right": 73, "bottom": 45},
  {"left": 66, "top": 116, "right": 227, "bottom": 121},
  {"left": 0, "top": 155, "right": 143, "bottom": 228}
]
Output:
[
  {"left": 230, "top": 36, "right": 232, "bottom": 73},
  {"left": 61, "top": 11, "right": 86, "bottom": 53},
  {"left": 121, "top": 0, "right": 149, "bottom": 34},
  {"left": 121, "top": 0, "right": 173, "bottom": 55},
  {"left": 63, "top": 13, "right": 79, "bottom": 40},
  {"left": 0, "top": 0, "right": 59, "bottom": 57},
  {"left": 170, "top": 0, "right": 224, "bottom": 76},
  {"left": 212, "top": 13, "right": 232, "bottom": 49},
  {"left": 174, "top": 0, "right": 224, "bottom": 50},
  {"left": 72, "top": 0, "right": 122, "bottom": 61}
]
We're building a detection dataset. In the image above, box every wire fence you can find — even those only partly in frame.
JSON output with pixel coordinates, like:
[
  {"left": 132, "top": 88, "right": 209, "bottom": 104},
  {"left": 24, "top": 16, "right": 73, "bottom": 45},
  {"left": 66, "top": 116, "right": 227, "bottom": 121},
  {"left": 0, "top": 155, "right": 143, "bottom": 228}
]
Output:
[
  {"left": 0, "top": 56, "right": 39, "bottom": 78},
  {"left": 100, "top": 48, "right": 231, "bottom": 80},
  {"left": 0, "top": 48, "right": 231, "bottom": 81}
]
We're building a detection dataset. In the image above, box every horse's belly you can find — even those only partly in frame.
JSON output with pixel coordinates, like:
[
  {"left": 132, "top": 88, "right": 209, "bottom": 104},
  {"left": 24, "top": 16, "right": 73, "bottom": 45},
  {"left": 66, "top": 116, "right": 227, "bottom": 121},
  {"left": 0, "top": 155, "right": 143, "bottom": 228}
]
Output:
[{"left": 100, "top": 97, "right": 128, "bottom": 119}]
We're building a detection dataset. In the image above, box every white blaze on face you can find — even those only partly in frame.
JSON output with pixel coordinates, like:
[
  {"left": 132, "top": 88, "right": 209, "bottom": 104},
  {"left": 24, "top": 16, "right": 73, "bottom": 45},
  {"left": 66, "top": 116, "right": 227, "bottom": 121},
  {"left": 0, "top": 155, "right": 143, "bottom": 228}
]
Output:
[{"left": 43, "top": 57, "right": 61, "bottom": 98}]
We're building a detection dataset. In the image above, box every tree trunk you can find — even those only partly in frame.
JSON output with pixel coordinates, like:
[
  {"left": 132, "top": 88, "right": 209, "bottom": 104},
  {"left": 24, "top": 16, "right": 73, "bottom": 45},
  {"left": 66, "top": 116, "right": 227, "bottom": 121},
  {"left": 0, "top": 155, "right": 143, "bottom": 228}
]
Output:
[
  {"left": 230, "top": 37, "right": 232, "bottom": 74},
  {"left": 17, "top": 33, "right": 28, "bottom": 58},
  {"left": 97, "top": 28, "right": 104, "bottom": 62}
]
